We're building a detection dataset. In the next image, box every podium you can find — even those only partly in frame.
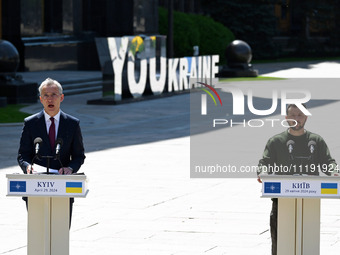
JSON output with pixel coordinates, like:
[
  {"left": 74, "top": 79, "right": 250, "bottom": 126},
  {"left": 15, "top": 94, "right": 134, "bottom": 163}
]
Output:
[
  {"left": 6, "top": 174, "right": 88, "bottom": 255},
  {"left": 260, "top": 175, "right": 340, "bottom": 255}
]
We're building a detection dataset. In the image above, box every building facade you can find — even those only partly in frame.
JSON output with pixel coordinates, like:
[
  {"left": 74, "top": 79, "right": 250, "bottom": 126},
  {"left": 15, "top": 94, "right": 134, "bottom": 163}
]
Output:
[{"left": 0, "top": 0, "right": 159, "bottom": 71}]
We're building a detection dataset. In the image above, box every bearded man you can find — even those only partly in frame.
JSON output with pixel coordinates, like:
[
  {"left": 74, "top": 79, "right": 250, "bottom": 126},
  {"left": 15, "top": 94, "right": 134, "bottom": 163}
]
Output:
[{"left": 257, "top": 104, "right": 338, "bottom": 255}]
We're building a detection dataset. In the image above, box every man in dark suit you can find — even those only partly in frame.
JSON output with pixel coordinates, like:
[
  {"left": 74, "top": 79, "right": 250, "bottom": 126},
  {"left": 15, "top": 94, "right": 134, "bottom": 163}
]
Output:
[{"left": 17, "top": 77, "right": 85, "bottom": 222}]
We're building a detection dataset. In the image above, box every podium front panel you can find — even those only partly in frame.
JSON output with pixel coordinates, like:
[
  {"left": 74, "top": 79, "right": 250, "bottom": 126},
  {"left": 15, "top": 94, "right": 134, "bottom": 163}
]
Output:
[
  {"left": 260, "top": 175, "right": 340, "bottom": 199},
  {"left": 6, "top": 174, "right": 88, "bottom": 198}
]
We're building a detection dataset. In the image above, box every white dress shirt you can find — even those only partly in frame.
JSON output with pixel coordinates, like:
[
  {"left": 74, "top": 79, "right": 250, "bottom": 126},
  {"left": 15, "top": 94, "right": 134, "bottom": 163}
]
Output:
[{"left": 43, "top": 110, "right": 61, "bottom": 140}]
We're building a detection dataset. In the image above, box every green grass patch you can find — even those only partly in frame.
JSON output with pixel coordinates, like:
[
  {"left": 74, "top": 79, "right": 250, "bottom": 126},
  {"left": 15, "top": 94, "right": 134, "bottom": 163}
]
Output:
[
  {"left": 219, "top": 76, "right": 286, "bottom": 82},
  {"left": 0, "top": 104, "right": 30, "bottom": 123}
]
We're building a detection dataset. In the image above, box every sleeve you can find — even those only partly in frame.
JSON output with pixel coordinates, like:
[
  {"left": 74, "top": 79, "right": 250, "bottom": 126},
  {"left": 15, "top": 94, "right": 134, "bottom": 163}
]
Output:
[
  {"left": 317, "top": 138, "right": 338, "bottom": 176},
  {"left": 17, "top": 121, "right": 34, "bottom": 174},
  {"left": 68, "top": 121, "right": 86, "bottom": 172},
  {"left": 257, "top": 138, "right": 276, "bottom": 176}
]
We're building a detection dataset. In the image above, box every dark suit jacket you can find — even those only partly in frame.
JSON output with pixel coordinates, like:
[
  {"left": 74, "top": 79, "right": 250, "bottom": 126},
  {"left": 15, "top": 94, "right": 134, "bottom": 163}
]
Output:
[{"left": 18, "top": 110, "right": 85, "bottom": 173}]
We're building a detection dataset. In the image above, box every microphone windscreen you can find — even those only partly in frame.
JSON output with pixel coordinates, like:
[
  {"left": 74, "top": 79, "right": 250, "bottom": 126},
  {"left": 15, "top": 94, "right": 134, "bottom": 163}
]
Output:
[
  {"left": 34, "top": 137, "right": 42, "bottom": 144},
  {"left": 308, "top": 140, "right": 316, "bottom": 147},
  {"left": 286, "top": 140, "right": 295, "bottom": 147},
  {"left": 56, "top": 138, "right": 63, "bottom": 146}
]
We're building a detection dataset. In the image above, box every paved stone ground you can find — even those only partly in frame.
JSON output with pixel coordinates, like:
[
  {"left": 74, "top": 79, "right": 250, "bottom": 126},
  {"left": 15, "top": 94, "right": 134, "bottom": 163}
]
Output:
[{"left": 1, "top": 61, "right": 340, "bottom": 254}]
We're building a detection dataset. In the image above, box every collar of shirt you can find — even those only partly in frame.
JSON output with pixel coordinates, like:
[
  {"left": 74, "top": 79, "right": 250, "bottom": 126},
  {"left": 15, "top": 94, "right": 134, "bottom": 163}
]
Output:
[{"left": 43, "top": 110, "right": 61, "bottom": 137}]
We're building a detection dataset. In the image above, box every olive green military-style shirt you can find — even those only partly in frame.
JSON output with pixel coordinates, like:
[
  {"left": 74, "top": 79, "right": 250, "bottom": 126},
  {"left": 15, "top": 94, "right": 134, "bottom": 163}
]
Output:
[{"left": 258, "top": 129, "right": 337, "bottom": 176}]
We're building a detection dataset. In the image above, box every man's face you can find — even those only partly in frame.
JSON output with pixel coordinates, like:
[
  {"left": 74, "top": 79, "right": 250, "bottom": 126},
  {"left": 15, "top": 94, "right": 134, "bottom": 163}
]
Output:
[
  {"left": 285, "top": 106, "right": 307, "bottom": 131},
  {"left": 39, "top": 84, "right": 64, "bottom": 117}
]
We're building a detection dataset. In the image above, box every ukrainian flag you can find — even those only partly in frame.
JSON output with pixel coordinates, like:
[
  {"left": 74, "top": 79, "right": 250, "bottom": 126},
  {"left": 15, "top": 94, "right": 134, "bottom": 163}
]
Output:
[
  {"left": 66, "top": 182, "right": 83, "bottom": 193},
  {"left": 321, "top": 183, "right": 338, "bottom": 194}
]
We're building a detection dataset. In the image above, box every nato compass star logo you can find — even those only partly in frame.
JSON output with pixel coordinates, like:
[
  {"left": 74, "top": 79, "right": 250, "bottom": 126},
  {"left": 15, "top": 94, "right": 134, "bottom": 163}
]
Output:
[
  {"left": 264, "top": 182, "right": 281, "bottom": 194},
  {"left": 10, "top": 181, "right": 27, "bottom": 192}
]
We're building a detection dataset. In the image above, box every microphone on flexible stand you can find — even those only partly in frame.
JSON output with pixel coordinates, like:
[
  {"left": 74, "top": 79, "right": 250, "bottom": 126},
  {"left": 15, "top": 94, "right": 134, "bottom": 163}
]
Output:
[
  {"left": 308, "top": 140, "right": 317, "bottom": 169},
  {"left": 34, "top": 137, "right": 42, "bottom": 156},
  {"left": 308, "top": 140, "right": 316, "bottom": 154},
  {"left": 287, "top": 140, "right": 295, "bottom": 160},
  {"left": 55, "top": 138, "right": 64, "bottom": 174},
  {"left": 29, "top": 137, "right": 43, "bottom": 174},
  {"left": 55, "top": 138, "right": 63, "bottom": 157}
]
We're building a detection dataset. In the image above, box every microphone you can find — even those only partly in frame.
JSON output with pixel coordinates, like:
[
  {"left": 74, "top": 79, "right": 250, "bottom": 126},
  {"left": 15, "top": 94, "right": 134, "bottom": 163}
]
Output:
[
  {"left": 55, "top": 138, "right": 63, "bottom": 156},
  {"left": 34, "top": 137, "right": 42, "bottom": 155},
  {"left": 308, "top": 140, "right": 316, "bottom": 154},
  {"left": 55, "top": 138, "right": 64, "bottom": 173},
  {"left": 31, "top": 137, "right": 43, "bottom": 174},
  {"left": 287, "top": 140, "right": 295, "bottom": 154}
]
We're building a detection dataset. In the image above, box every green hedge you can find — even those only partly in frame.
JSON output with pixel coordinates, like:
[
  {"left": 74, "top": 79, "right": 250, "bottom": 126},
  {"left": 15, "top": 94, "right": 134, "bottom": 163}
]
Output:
[{"left": 159, "top": 7, "right": 235, "bottom": 64}]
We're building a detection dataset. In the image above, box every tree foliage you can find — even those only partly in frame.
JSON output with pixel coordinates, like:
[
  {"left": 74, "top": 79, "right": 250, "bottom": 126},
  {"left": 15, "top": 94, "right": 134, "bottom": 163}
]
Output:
[
  {"left": 202, "top": 0, "right": 340, "bottom": 58},
  {"left": 201, "top": 0, "right": 279, "bottom": 59}
]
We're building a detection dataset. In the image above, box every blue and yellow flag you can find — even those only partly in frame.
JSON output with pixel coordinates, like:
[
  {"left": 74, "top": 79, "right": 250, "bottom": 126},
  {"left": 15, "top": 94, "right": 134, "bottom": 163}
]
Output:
[
  {"left": 321, "top": 183, "right": 337, "bottom": 194},
  {"left": 66, "top": 182, "right": 83, "bottom": 193}
]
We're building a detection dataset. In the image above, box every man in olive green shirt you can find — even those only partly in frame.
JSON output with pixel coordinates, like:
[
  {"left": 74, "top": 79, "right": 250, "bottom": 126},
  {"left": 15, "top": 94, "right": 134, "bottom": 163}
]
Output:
[{"left": 257, "top": 104, "right": 338, "bottom": 255}]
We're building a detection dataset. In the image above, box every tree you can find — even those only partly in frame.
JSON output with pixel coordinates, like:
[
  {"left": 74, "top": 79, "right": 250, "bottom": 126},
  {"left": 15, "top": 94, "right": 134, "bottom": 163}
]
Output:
[{"left": 201, "top": 0, "right": 279, "bottom": 59}]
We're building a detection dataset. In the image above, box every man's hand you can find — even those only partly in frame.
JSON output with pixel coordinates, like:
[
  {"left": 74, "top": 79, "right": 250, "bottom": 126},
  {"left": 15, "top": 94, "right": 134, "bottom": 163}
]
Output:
[
  {"left": 26, "top": 165, "right": 33, "bottom": 174},
  {"left": 257, "top": 176, "right": 262, "bottom": 183},
  {"left": 59, "top": 167, "right": 73, "bottom": 175}
]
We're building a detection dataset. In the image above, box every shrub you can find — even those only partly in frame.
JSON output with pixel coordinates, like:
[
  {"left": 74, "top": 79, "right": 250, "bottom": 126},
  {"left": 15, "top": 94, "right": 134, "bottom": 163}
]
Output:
[
  {"left": 188, "top": 13, "right": 235, "bottom": 64},
  {"left": 159, "top": 7, "right": 199, "bottom": 57},
  {"left": 159, "top": 7, "right": 235, "bottom": 64}
]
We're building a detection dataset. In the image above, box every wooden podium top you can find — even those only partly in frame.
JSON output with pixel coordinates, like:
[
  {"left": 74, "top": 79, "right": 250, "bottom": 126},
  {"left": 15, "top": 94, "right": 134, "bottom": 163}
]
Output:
[
  {"left": 6, "top": 174, "right": 88, "bottom": 198},
  {"left": 260, "top": 174, "right": 340, "bottom": 199}
]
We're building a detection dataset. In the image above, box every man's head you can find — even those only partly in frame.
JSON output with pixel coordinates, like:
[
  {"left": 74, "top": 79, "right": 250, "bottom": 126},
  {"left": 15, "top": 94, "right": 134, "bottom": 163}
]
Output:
[
  {"left": 285, "top": 104, "right": 308, "bottom": 133},
  {"left": 39, "top": 78, "right": 64, "bottom": 117}
]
